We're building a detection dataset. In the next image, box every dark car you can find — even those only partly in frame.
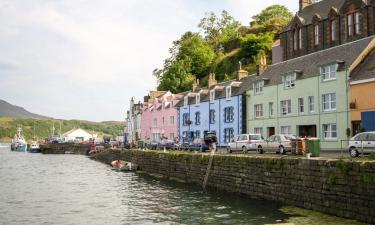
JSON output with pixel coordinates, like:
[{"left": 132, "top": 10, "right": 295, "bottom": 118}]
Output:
[
  {"left": 188, "top": 138, "right": 209, "bottom": 152},
  {"left": 158, "top": 139, "right": 174, "bottom": 150}
]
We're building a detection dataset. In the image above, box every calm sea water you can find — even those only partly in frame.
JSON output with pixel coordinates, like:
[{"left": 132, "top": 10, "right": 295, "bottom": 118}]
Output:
[{"left": 0, "top": 144, "right": 293, "bottom": 225}]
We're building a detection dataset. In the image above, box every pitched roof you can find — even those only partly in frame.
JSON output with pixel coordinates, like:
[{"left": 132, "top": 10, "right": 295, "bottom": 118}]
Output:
[
  {"left": 350, "top": 48, "right": 375, "bottom": 82},
  {"left": 284, "top": 0, "right": 346, "bottom": 31},
  {"left": 250, "top": 36, "right": 374, "bottom": 89}
]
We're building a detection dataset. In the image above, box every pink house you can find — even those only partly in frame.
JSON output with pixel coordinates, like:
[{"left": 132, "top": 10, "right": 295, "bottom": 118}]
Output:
[{"left": 140, "top": 91, "right": 182, "bottom": 143}]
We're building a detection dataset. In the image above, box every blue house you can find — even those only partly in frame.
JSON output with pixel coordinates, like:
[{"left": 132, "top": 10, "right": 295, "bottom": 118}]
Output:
[{"left": 177, "top": 71, "right": 252, "bottom": 147}]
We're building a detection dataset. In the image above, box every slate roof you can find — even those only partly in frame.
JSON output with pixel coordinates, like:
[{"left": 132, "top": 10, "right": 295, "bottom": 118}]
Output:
[
  {"left": 249, "top": 36, "right": 374, "bottom": 89},
  {"left": 284, "top": 0, "right": 346, "bottom": 31},
  {"left": 350, "top": 48, "right": 375, "bottom": 82}
]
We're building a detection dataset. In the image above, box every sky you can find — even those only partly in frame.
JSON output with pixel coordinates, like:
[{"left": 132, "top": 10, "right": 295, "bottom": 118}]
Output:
[{"left": 0, "top": 0, "right": 298, "bottom": 122}]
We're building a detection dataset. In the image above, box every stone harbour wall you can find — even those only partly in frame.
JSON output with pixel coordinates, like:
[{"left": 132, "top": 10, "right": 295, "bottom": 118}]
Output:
[
  {"left": 91, "top": 149, "right": 375, "bottom": 224},
  {"left": 40, "top": 143, "right": 91, "bottom": 155}
]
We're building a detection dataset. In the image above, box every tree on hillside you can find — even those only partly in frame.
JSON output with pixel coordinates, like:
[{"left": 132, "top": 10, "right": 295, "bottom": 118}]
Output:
[
  {"left": 250, "top": 5, "right": 293, "bottom": 34},
  {"left": 154, "top": 32, "right": 215, "bottom": 93},
  {"left": 240, "top": 33, "right": 274, "bottom": 61},
  {"left": 198, "top": 10, "right": 241, "bottom": 53}
]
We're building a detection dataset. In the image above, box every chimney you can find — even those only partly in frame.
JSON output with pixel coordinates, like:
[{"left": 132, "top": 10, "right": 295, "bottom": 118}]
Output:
[
  {"left": 256, "top": 53, "right": 268, "bottom": 76},
  {"left": 237, "top": 69, "right": 248, "bottom": 80},
  {"left": 299, "top": 0, "right": 311, "bottom": 11},
  {"left": 192, "top": 79, "right": 199, "bottom": 92},
  {"left": 144, "top": 95, "right": 150, "bottom": 103},
  {"left": 208, "top": 73, "right": 217, "bottom": 88}
]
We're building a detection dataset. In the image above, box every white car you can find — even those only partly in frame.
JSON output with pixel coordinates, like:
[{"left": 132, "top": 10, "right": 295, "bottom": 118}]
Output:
[
  {"left": 227, "top": 134, "right": 264, "bottom": 153},
  {"left": 348, "top": 132, "right": 375, "bottom": 157},
  {"left": 258, "top": 134, "right": 297, "bottom": 154}
]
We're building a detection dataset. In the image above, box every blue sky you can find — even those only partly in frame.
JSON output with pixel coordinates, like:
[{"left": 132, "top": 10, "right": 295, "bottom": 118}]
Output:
[{"left": 0, "top": 0, "right": 298, "bottom": 121}]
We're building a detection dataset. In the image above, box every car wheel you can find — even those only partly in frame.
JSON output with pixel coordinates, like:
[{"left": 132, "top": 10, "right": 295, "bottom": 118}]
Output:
[
  {"left": 257, "top": 146, "right": 264, "bottom": 154},
  {"left": 242, "top": 146, "right": 247, "bottom": 154},
  {"left": 279, "top": 146, "right": 286, "bottom": 155},
  {"left": 349, "top": 147, "right": 359, "bottom": 158},
  {"left": 227, "top": 147, "right": 232, "bottom": 153}
]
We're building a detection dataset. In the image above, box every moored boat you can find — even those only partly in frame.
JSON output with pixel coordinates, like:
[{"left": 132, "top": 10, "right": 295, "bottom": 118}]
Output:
[
  {"left": 11, "top": 126, "right": 28, "bottom": 152},
  {"left": 111, "top": 160, "right": 136, "bottom": 171},
  {"left": 28, "top": 141, "right": 41, "bottom": 153}
]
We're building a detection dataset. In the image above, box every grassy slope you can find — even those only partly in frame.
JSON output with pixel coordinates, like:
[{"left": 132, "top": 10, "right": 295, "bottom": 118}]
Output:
[{"left": 0, "top": 118, "right": 124, "bottom": 142}]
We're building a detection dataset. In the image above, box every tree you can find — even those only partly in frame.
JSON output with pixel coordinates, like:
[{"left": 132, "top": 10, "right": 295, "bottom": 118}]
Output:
[
  {"left": 198, "top": 10, "right": 241, "bottom": 52},
  {"left": 250, "top": 5, "right": 293, "bottom": 34},
  {"left": 239, "top": 33, "right": 274, "bottom": 61}
]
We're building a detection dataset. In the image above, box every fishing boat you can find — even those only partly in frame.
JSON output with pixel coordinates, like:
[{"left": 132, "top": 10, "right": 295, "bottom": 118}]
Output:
[
  {"left": 28, "top": 141, "right": 41, "bottom": 153},
  {"left": 10, "top": 125, "right": 28, "bottom": 152},
  {"left": 111, "top": 160, "right": 137, "bottom": 172}
]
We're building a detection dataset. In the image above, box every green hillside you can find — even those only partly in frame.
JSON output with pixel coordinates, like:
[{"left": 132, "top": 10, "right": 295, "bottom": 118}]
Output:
[{"left": 0, "top": 118, "right": 124, "bottom": 142}]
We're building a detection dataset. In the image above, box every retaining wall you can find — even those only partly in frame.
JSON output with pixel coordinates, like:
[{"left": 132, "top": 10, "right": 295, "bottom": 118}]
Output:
[{"left": 91, "top": 149, "right": 375, "bottom": 224}]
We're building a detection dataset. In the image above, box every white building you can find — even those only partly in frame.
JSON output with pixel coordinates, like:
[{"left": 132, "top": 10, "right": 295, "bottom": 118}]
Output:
[
  {"left": 125, "top": 97, "right": 143, "bottom": 144},
  {"left": 62, "top": 128, "right": 93, "bottom": 142}
]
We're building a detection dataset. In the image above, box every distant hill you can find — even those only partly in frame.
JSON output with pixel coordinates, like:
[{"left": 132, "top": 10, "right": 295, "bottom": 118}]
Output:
[{"left": 0, "top": 99, "right": 50, "bottom": 119}]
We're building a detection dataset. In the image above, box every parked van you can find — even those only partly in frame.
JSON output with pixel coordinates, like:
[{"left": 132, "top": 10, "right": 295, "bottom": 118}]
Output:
[{"left": 227, "top": 134, "right": 264, "bottom": 153}]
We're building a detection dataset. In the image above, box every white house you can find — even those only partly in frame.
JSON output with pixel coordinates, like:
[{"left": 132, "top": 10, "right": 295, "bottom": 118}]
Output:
[{"left": 62, "top": 128, "right": 93, "bottom": 142}]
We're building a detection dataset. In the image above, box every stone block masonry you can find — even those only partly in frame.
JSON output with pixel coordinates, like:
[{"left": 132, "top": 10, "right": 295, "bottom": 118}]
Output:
[
  {"left": 40, "top": 143, "right": 91, "bottom": 155},
  {"left": 91, "top": 150, "right": 375, "bottom": 224}
]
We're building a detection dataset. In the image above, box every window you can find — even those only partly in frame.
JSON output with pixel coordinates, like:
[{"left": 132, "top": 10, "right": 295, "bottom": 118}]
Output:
[
  {"left": 195, "top": 112, "right": 201, "bottom": 125},
  {"left": 209, "top": 110, "right": 216, "bottom": 124},
  {"left": 224, "top": 128, "right": 234, "bottom": 143},
  {"left": 170, "top": 133, "right": 174, "bottom": 141},
  {"left": 314, "top": 24, "right": 319, "bottom": 45},
  {"left": 254, "top": 104, "right": 263, "bottom": 118},
  {"left": 299, "top": 29, "right": 302, "bottom": 49},
  {"left": 162, "top": 117, "right": 165, "bottom": 125},
  {"left": 293, "top": 29, "right": 298, "bottom": 50},
  {"left": 184, "top": 96, "right": 188, "bottom": 107},
  {"left": 195, "top": 130, "right": 201, "bottom": 139},
  {"left": 322, "top": 93, "right": 336, "bottom": 111},
  {"left": 323, "top": 124, "right": 337, "bottom": 139},
  {"left": 298, "top": 98, "right": 304, "bottom": 114},
  {"left": 308, "top": 96, "right": 315, "bottom": 113},
  {"left": 224, "top": 107, "right": 234, "bottom": 123},
  {"left": 269, "top": 102, "right": 274, "bottom": 117},
  {"left": 280, "top": 100, "right": 292, "bottom": 115},
  {"left": 331, "top": 20, "right": 337, "bottom": 41},
  {"left": 210, "top": 90, "right": 215, "bottom": 103},
  {"left": 170, "top": 116, "right": 174, "bottom": 125},
  {"left": 320, "top": 64, "right": 337, "bottom": 81},
  {"left": 281, "top": 126, "right": 291, "bottom": 135},
  {"left": 355, "top": 12, "right": 361, "bottom": 35},
  {"left": 182, "top": 113, "right": 190, "bottom": 126},
  {"left": 254, "top": 81, "right": 264, "bottom": 94},
  {"left": 254, "top": 127, "right": 263, "bottom": 135},
  {"left": 153, "top": 118, "right": 157, "bottom": 127},
  {"left": 226, "top": 86, "right": 231, "bottom": 100},
  {"left": 196, "top": 93, "right": 200, "bottom": 105},
  {"left": 284, "top": 73, "right": 296, "bottom": 89},
  {"left": 348, "top": 14, "right": 353, "bottom": 36}
]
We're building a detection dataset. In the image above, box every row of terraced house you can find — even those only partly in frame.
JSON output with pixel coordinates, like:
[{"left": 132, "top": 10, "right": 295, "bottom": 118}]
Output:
[{"left": 125, "top": 0, "right": 375, "bottom": 150}]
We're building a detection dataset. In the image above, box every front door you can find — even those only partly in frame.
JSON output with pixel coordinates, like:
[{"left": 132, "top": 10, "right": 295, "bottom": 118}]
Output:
[{"left": 267, "top": 127, "right": 275, "bottom": 137}]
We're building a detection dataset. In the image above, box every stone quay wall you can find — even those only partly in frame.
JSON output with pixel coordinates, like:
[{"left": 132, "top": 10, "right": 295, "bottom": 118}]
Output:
[
  {"left": 91, "top": 149, "right": 375, "bottom": 224},
  {"left": 40, "top": 143, "right": 91, "bottom": 155}
]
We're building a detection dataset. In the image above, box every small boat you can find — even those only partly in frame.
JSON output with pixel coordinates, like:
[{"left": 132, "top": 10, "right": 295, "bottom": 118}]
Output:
[
  {"left": 11, "top": 125, "right": 28, "bottom": 152},
  {"left": 28, "top": 141, "right": 41, "bottom": 153},
  {"left": 111, "top": 160, "right": 136, "bottom": 171}
]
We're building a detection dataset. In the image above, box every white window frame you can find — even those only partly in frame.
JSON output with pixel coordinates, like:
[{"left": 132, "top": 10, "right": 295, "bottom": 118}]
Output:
[
  {"left": 322, "top": 123, "right": 337, "bottom": 140},
  {"left": 331, "top": 20, "right": 337, "bottom": 41},
  {"left": 281, "top": 126, "right": 291, "bottom": 135},
  {"left": 254, "top": 81, "right": 264, "bottom": 94},
  {"left": 254, "top": 104, "right": 263, "bottom": 118},
  {"left": 314, "top": 24, "right": 319, "bottom": 45},
  {"left": 226, "top": 86, "right": 231, "bottom": 100},
  {"left": 320, "top": 64, "right": 337, "bottom": 81},
  {"left": 153, "top": 118, "right": 157, "bottom": 127},
  {"left": 284, "top": 73, "right": 296, "bottom": 89},
  {"left": 209, "top": 90, "right": 215, "bottom": 103},
  {"left": 184, "top": 96, "right": 188, "bottom": 107},
  {"left": 254, "top": 127, "right": 263, "bottom": 136},
  {"left": 298, "top": 97, "right": 304, "bottom": 114},
  {"left": 355, "top": 12, "right": 361, "bottom": 35},
  {"left": 293, "top": 29, "right": 298, "bottom": 50},
  {"left": 280, "top": 100, "right": 292, "bottom": 116},
  {"left": 348, "top": 14, "right": 353, "bottom": 37},
  {"left": 322, "top": 93, "right": 336, "bottom": 112},
  {"left": 269, "top": 102, "right": 274, "bottom": 117},
  {"left": 299, "top": 28, "right": 302, "bottom": 49},
  {"left": 308, "top": 96, "right": 315, "bottom": 113},
  {"left": 170, "top": 116, "right": 174, "bottom": 125},
  {"left": 196, "top": 93, "right": 200, "bottom": 105}
]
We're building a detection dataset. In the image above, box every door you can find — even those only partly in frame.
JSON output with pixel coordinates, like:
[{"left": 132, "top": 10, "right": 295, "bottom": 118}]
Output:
[{"left": 268, "top": 127, "right": 275, "bottom": 137}]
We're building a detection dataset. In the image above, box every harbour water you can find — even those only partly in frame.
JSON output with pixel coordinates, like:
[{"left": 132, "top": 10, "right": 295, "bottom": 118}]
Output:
[{"left": 0, "top": 144, "right": 366, "bottom": 225}]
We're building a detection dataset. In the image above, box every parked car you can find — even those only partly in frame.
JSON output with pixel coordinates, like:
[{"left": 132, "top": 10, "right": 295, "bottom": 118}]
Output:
[
  {"left": 258, "top": 134, "right": 297, "bottom": 154},
  {"left": 227, "top": 134, "right": 264, "bottom": 153},
  {"left": 348, "top": 132, "right": 375, "bottom": 157},
  {"left": 188, "top": 138, "right": 209, "bottom": 152},
  {"left": 158, "top": 139, "right": 174, "bottom": 150}
]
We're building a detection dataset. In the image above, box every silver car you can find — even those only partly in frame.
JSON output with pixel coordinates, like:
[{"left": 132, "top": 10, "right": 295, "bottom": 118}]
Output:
[
  {"left": 348, "top": 132, "right": 375, "bottom": 157},
  {"left": 258, "top": 134, "right": 297, "bottom": 154},
  {"left": 227, "top": 134, "right": 264, "bottom": 153}
]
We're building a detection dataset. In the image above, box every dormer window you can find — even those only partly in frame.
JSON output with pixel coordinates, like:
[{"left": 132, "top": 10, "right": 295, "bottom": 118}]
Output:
[
  {"left": 226, "top": 86, "right": 231, "bottom": 100},
  {"left": 321, "top": 64, "right": 337, "bottom": 81},
  {"left": 346, "top": 11, "right": 361, "bottom": 37},
  {"left": 355, "top": 12, "right": 361, "bottom": 35},
  {"left": 293, "top": 28, "right": 302, "bottom": 50},
  {"left": 209, "top": 90, "right": 215, "bottom": 103},
  {"left": 196, "top": 93, "right": 200, "bottom": 105},
  {"left": 314, "top": 24, "right": 319, "bottom": 45},
  {"left": 283, "top": 73, "right": 296, "bottom": 89},
  {"left": 330, "top": 20, "right": 337, "bottom": 41},
  {"left": 184, "top": 96, "right": 188, "bottom": 107},
  {"left": 254, "top": 80, "right": 264, "bottom": 94}
]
